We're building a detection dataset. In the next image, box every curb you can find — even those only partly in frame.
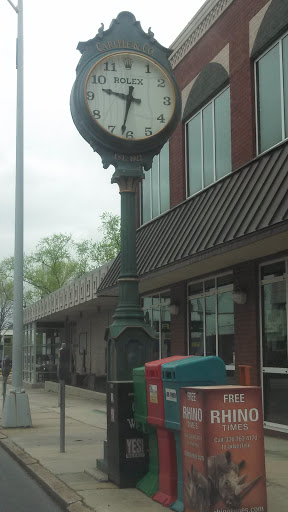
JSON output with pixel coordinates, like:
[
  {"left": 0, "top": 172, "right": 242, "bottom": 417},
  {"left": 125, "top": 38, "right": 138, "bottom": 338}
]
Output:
[{"left": 0, "top": 432, "right": 94, "bottom": 512}]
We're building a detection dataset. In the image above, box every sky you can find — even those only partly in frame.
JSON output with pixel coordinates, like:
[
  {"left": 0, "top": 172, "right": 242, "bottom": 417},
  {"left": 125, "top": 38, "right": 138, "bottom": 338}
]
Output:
[{"left": 0, "top": 0, "right": 205, "bottom": 261}]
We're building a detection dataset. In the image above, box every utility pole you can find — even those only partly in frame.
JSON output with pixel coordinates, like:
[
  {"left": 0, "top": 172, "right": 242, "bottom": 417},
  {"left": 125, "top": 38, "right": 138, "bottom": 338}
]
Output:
[{"left": 2, "top": 0, "right": 32, "bottom": 427}]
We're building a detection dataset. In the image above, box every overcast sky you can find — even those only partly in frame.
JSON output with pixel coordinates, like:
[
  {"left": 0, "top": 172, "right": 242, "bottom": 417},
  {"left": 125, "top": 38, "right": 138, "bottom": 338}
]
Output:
[{"left": 0, "top": 0, "right": 205, "bottom": 261}]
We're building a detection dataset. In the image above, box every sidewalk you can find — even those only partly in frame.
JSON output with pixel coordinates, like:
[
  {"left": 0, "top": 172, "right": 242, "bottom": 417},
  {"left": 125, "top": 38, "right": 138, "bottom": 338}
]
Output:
[{"left": 0, "top": 383, "right": 287, "bottom": 512}]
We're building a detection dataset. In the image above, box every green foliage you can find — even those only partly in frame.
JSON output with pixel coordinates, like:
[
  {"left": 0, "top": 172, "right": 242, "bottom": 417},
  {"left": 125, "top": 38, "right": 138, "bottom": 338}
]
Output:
[
  {"left": 89, "top": 212, "right": 121, "bottom": 267},
  {"left": 24, "top": 234, "right": 79, "bottom": 298},
  {"left": 23, "top": 212, "right": 120, "bottom": 299},
  {"left": 2, "top": 212, "right": 120, "bottom": 302}
]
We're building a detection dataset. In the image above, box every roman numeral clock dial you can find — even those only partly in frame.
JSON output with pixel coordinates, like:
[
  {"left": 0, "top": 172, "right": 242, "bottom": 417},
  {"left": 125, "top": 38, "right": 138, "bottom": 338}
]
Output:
[{"left": 84, "top": 52, "right": 175, "bottom": 141}]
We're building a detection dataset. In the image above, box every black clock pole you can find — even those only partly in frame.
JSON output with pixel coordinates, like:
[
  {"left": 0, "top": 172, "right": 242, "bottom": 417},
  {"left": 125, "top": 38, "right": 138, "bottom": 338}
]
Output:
[
  {"left": 70, "top": 11, "right": 181, "bottom": 488},
  {"left": 103, "top": 164, "right": 156, "bottom": 487}
]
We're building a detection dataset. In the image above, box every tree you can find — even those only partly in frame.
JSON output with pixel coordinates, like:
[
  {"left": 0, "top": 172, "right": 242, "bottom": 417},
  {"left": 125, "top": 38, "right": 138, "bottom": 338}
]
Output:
[
  {"left": 22, "top": 212, "right": 120, "bottom": 299},
  {"left": 23, "top": 234, "right": 80, "bottom": 298},
  {"left": 88, "top": 212, "right": 121, "bottom": 267}
]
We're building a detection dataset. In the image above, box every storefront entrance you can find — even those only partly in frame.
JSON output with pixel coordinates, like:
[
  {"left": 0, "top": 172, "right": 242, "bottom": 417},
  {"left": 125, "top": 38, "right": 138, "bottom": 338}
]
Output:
[{"left": 261, "top": 260, "right": 288, "bottom": 431}]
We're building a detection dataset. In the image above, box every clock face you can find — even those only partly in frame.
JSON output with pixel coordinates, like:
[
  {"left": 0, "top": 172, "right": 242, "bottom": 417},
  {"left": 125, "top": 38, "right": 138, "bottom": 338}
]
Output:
[{"left": 84, "top": 52, "right": 175, "bottom": 141}]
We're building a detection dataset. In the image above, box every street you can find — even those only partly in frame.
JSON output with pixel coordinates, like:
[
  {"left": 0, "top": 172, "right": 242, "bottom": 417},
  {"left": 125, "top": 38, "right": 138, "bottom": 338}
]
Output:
[{"left": 0, "top": 445, "right": 64, "bottom": 512}]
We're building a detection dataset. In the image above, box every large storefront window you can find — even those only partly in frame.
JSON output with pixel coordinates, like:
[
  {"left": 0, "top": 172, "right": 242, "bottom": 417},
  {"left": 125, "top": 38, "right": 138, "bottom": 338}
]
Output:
[
  {"left": 142, "top": 292, "right": 171, "bottom": 359},
  {"left": 186, "top": 87, "right": 231, "bottom": 197},
  {"left": 256, "top": 33, "right": 288, "bottom": 153},
  {"left": 188, "top": 274, "right": 235, "bottom": 374},
  {"left": 23, "top": 323, "right": 64, "bottom": 384},
  {"left": 260, "top": 260, "right": 288, "bottom": 429}
]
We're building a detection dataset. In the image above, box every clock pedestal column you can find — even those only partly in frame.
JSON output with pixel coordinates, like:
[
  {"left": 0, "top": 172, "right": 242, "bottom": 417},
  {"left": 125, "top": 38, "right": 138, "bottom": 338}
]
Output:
[{"left": 103, "top": 167, "right": 156, "bottom": 488}]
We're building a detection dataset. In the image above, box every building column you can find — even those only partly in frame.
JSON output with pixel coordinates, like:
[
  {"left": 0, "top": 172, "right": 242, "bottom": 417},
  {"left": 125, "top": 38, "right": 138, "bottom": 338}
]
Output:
[
  {"left": 170, "top": 282, "right": 187, "bottom": 356},
  {"left": 234, "top": 262, "right": 261, "bottom": 386}
]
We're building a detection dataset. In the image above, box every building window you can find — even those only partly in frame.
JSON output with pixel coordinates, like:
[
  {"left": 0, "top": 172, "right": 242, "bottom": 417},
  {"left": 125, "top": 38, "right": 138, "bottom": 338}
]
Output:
[
  {"left": 188, "top": 274, "right": 235, "bottom": 373},
  {"left": 142, "top": 291, "right": 171, "bottom": 359},
  {"left": 260, "top": 259, "right": 288, "bottom": 428},
  {"left": 141, "top": 142, "right": 170, "bottom": 224},
  {"left": 256, "top": 33, "right": 288, "bottom": 154},
  {"left": 186, "top": 87, "right": 231, "bottom": 197}
]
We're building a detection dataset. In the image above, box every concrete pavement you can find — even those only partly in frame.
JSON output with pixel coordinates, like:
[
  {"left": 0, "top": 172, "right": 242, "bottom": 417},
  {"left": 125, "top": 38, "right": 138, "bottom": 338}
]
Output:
[{"left": 0, "top": 382, "right": 287, "bottom": 512}]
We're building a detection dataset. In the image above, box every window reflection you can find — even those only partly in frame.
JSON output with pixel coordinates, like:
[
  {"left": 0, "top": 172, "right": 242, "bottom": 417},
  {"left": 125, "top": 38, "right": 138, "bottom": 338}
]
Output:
[
  {"left": 142, "top": 292, "right": 171, "bottom": 359},
  {"left": 190, "top": 297, "right": 204, "bottom": 356},
  {"left": 186, "top": 87, "right": 231, "bottom": 197},
  {"left": 263, "top": 373, "right": 288, "bottom": 425},
  {"left": 262, "top": 281, "right": 288, "bottom": 368},
  {"left": 188, "top": 275, "right": 234, "bottom": 367},
  {"left": 141, "top": 142, "right": 170, "bottom": 224}
]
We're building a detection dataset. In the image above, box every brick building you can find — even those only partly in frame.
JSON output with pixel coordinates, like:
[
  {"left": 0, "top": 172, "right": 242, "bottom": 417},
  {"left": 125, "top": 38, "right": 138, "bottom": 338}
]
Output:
[{"left": 99, "top": 0, "right": 288, "bottom": 433}]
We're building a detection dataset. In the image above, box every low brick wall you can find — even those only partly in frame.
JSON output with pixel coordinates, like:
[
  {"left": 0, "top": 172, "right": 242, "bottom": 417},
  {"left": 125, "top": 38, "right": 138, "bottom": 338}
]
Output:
[{"left": 44, "top": 381, "right": 106, "bottom": 402}]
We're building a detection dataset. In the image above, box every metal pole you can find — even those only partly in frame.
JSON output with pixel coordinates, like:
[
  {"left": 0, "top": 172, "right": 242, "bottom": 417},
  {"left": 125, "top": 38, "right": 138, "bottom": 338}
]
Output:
[
  {"left": 60, "top": 380, "right": 65, "bottom": 452},
  {"left": 3, "top": 379, "right": 7, "bottom": 408},
  {"left": 12, "top": 0, "right": 24, "bottom": 392},
  {"left": 2, "top": 0, "right": 32, "bottom": 428}
]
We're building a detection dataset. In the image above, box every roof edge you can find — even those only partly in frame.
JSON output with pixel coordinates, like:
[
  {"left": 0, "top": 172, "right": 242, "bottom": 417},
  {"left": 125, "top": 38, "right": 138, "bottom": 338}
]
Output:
[{"left": 170, "top": 0, "right": 235, "bottom": 68}]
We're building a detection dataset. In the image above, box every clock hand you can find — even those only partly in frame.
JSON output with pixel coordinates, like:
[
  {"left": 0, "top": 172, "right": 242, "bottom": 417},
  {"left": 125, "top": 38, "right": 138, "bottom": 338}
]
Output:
[
  {"left": 121, "top": 86, "right": 139, "bottom": 135},
  {"left": 102, "top": 88, "right": 141, "bottom": 104},
  {"left": 102, "top": 89, "right": 128, "bottom": 101}
]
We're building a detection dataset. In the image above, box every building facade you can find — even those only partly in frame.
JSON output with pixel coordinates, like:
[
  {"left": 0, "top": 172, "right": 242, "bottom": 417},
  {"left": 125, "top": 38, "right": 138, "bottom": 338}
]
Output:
[
  {"left": 99, "top": 0, "right": 288, "bottom": 434},
  {"left": 23, "top": 261, "right": 117, "bottom": 389}
]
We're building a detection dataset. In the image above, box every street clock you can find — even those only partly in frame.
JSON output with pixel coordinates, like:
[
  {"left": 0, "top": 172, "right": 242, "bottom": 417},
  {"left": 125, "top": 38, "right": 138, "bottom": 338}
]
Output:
[{"left": 70, "top": 11, "right": 181, "bottom": 170}]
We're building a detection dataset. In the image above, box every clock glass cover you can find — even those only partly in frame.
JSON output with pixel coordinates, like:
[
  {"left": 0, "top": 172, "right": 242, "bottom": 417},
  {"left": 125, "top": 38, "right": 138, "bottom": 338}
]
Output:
[{"left": 84, "top": 52, "right": 175, "bottom": 140}]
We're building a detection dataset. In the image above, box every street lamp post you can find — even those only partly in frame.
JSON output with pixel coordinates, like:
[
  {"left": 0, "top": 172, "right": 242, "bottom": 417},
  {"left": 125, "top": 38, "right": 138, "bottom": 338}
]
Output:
[{"left": 2, "top": 0, "right": 32, "bottom": 427}]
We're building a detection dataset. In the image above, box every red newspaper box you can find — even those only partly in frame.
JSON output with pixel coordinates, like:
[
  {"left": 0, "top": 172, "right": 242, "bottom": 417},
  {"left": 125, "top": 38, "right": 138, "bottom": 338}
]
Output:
[
  {"left": 146, "top": 356, "right": 190, "bottom": 427},
  {"left": 180, "top": 386, "right": 267, "bottom": 512},
  {"left": 145, "top": 356, "right": 190, "bottom": 506}
]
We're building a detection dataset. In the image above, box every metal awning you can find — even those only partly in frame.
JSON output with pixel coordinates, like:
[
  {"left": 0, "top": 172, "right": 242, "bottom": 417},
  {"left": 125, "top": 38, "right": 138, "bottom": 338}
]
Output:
[{"left": 99, "top": 141, "right": 288, "bottom": 294}]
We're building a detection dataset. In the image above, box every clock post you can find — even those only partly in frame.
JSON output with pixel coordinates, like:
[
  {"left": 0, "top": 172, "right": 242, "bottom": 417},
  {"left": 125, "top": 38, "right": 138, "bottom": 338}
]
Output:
[{"left": 70, "top": 11, "right": 181, "bottom": 488}]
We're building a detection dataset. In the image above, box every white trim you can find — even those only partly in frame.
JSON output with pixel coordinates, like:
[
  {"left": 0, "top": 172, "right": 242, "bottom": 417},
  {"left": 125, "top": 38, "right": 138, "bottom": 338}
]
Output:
[
  {"left": 201, "top": 110, "right": 204, "bottom": 189},
  {"left": 260, "top": 275, "right": 286, "bottom": 285},
  {"left": 279, "top": 38, "right": 286, "bottom": 141},
  {"left": 264, "top": 421, "right": 288, "bottom": 434},
  {"left": 263, "top": 367, "right": 288, "bottom": 374},
  {"left": 254, "top": 57, "right": 260, "bottom": 156},
  {"left": 212, "top": 99, "right": 216, "bottom": 182},
  {"left": 157, "top": 152, "right": 161, "bottom": 215}
]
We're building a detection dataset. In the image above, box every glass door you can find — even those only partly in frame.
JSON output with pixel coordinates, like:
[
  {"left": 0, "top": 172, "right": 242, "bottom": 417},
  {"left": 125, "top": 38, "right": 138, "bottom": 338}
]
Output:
[{"left": 261, "top": 260, "right": 288, "bottom": 431}]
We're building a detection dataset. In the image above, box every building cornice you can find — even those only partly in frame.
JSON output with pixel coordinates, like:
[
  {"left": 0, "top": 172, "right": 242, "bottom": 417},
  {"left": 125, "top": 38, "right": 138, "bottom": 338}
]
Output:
[{"left": 170, "top": 0, "right": 235, "bottom": 68}]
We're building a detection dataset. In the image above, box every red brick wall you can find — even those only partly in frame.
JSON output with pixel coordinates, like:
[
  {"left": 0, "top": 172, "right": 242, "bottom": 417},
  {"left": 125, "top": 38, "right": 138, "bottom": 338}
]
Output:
[
  {"left": 233, "top": 262, "right": 261, "bottom": 386},
  {"left": 170, "top": 0, "right": 268, "bottom": 207},
  {"left": 170, "top": 282, "right": 187, "bottom": 355}
]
